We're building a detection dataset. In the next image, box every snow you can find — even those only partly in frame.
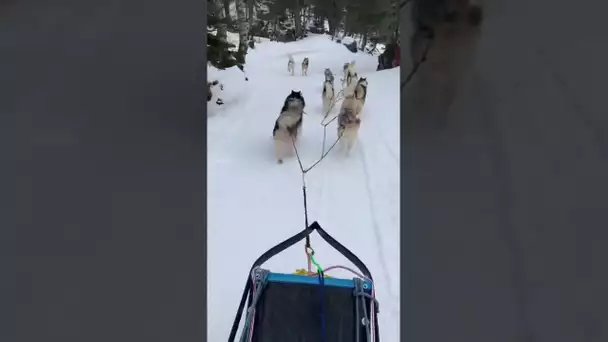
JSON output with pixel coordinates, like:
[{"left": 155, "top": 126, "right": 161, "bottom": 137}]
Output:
[{"left": 207, "top": 33, "right": 400, "bottom": 341}]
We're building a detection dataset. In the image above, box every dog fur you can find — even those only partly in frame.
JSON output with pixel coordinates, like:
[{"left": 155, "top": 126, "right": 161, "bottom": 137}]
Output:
[
  {"left": 342, "top": 60, "right": 356, "bottom": 86},
  {"left": 339, "top": 96, "right": 361, "bottom": 122},
  {"left": 321, "top": 80, "right": 335, "bottom": 118},
  {"left": 337, "top": 100, "right": 362, "bottom": 156},
  {"left": 344, "top": 71, "right": 359, "bottom": 97},
  {"left": 301, "top": 57, "right": 309, "bottom": 76},
  {"left": 352, "top": 77, "right": 368, "bottom": 118},
  {"left": 324, "top": 68, "right": 334, "bottom": 85},
  {"left": 287, "top": 55, "right": 295, "bottom": 76},
  {"left": 273, "top": 91, "right": 306, "bottom": 164}
]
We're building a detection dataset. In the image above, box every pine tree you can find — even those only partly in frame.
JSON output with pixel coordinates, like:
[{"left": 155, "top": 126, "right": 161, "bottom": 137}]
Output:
[
  {"left": 234, "top": 0, "right": 249, "bottom": 64},
  {"left": 207, "top": 0, "right": 243, "bottom": 70}
]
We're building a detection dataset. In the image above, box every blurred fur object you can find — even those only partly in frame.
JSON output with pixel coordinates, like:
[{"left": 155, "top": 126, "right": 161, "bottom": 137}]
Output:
[{"left": 409, "top": 0, "right": 484, "bottom": 122}]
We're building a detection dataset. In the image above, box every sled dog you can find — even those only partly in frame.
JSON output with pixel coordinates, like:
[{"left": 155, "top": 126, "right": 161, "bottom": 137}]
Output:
[
  {"left": 321, "top": 79, "right": 335, "bottom": 118},
  {"left": 344, "top": 72, "right": 359, "bottom": 97},
  {"left": 301, "top": 57, "right": 309, "bottom": 76},
  {"left": 324, "top": 68, "right": 334, "bottom": 85},
  {"left": 342, "top": 60, "right": 356, "bottom": 86},
  {"left": 287, "top": 55, "right": 295, "bottom": 76},
  {"left": 281, "top": 89, "right": 306, "bottom": 110},
  {"left": 337, "top": 98, "right": 361, "bottom": 156},
  {"left": 273, "top": 91, "right": 306, "bottom": 164},
  {"left": 352, "top": 77, "right": 368, "bottom": 118}
]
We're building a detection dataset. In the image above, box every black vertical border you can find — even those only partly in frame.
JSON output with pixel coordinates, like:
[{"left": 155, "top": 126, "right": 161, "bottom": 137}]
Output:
[
  {"left": 399, "top": 1, "right": 413, "bottom": 341},
  {"left": 202, "top": 0, "right": 209, "bottom": 340},
  {"left": 201, "top": 1, "right": 209, "bottom": 340}
]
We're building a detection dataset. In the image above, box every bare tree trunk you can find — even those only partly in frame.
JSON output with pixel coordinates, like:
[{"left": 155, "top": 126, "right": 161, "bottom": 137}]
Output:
[
  {"left": 234, "top": 0, "right": 249, "bottom": 64},
  {"left": 217, "top": 20, "right": 228, "bottom": 42},
  {"left": 210, "top": 0, "right": 228, "bottom": 40},
  {"left": 247, "top": 0, "right": 254, "bottom": 38},
  {"left": 293, "top": 1, "right": 302, "bottom": 38},
  {"left": 361, "top": 31, "right": 368, "bottom": 51},
  {"left": 222, "top": 0, "right": 232, "bottom": 27},
  {"left": 305, "top": 5, "right": 311, "bottom": 26}
]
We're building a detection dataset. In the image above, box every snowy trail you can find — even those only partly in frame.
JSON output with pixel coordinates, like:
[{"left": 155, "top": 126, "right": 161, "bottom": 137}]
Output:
[{"left": 207, "top": 34, "right": 400, "bottom": 341}]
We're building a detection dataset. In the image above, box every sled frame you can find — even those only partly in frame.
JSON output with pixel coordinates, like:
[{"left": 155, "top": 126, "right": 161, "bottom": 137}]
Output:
[{"left": 227, "top": 221, "right": 380, "bottom": 342}]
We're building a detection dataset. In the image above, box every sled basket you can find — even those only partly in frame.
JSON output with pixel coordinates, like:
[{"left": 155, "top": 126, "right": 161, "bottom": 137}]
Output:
[{"left": 228, "top": 221, "right": 380, "bottom": 342}]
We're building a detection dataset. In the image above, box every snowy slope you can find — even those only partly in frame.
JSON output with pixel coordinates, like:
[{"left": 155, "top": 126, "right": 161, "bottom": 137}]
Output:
[{"left": 207, "top": 34, "right": 400, "bottom": 341}]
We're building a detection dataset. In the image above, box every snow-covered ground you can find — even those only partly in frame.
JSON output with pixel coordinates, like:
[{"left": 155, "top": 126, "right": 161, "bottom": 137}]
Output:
[{"left": 207, "top": 34, "right": 400, "bottom": 341}]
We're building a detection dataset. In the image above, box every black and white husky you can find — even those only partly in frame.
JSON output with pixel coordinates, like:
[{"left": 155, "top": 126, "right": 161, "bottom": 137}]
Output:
[
  {"left": 301, "top": 57, "right": 309, "bottom": 76},
  {"left": 287, "top": 55, "right": 295, "bottom": 76},
  {"left": 273, "top": 91, "right": 306, "bottom": 164}
]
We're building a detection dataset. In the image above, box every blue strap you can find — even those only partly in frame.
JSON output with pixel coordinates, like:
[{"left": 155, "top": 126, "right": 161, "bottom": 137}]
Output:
[{"left": 318, "top": 271, "right": 327, "bottom": 342}]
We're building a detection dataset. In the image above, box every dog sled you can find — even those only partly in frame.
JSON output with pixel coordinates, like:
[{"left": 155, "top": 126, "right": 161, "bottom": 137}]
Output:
[{"left": 228, "top": 221, "right": 380, "bottom": 342}]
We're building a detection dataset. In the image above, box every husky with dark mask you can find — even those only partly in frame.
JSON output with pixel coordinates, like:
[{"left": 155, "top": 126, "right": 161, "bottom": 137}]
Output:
[{"left": 272, "top": 91, "right": 306, "bottom": 164}]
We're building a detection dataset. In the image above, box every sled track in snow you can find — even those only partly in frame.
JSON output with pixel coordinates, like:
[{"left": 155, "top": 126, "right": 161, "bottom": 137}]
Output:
[{"left": 358, "top": 142, "right": 399, "bottom": 301}]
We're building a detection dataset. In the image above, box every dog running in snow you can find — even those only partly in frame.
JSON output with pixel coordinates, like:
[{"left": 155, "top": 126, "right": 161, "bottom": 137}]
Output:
[
  {"left": 272, "top": 90, "right": 306, "bottom": 164},
  {"left": 342, "top": 60, "right": 356, "bottom": 87},
  {"left": 301, "top": 57, "right": 309, "bottom": 76},
  {"left": 352, "top": 77, "right": 368, "bottom": 118},
  {"left": 337, "top": 98, "right": 362, "bottom": 156},
  {"left": 340, "top": 77, "right": 367, "bottom": 119},
  {"left": 287, "top": 55, "right": 295, "bottom": 76},
  {"left": 321, "top": 78, "right": 335, "bottom": 118},
  {"left": 344, "top": 71, "right": 359, "bottom": 97}
]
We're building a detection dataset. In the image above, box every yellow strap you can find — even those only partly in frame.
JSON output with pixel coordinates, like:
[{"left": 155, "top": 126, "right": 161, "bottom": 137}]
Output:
[{"left": 294, "top": 269, "right": 332, "bottom": 278}]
